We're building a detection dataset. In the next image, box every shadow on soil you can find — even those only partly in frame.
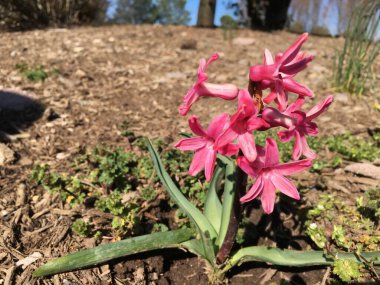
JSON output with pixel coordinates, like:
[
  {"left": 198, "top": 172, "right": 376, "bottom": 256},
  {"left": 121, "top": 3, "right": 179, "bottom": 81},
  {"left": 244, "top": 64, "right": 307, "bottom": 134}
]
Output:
[{"left": 0, "top": 89, "right": 44, "bottom": 140}]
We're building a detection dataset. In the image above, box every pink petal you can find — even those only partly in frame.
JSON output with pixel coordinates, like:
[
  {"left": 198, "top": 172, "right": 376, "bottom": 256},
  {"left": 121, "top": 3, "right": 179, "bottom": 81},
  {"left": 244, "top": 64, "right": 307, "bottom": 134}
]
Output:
[
  {"left": 263, "top": 89, "right": 277, "bottom": 104},
  {"left": 229, "top": 108, "right": 246, "bottom": 126},
  {"left": 179, "top": 103, "right": 191, "bottom": 116},
  {"left": 249, "top": 64, "right": 277, "bottom": 82},
  {"left": 188, "top": 116, "right": 207, "bottom": 137},
  {"left": 275, "top": 80, "right": 288, "bottom": 111},
  {"left": 198, "top": 53, "right": 219, "bottom": 80},
  {"left": 246, "top": 117, "right": 271, "bottom": 131},
  {"left": 218, "top": 143, "right": 240, "bottom": 156},
  {"left": 179, "top": 104, "right": 190, "bottom": 116},
  {"left": 275, "top": 52, "right": 283, "bottom": 63},
  {"left": 204, "top": 149, "right": 217, "bottom": 182},
  {"left": 278, "top": 129, "right": 295, "bottom": 143},
  {"left": 291, "top": 111, "right": 307, "bottom": 125},
  {"left": 282, "top": 78, "right": 313, "bottom": 97},
  {"left": 237, "top": 156, "right": 261, "bottom": 177},
  {"left": 215, "top": 126, "right": 239, "bottom": 149},
  {"left": 262, "top": 107, "right": 295, "bottom": 129},
  {"left": 197, "top": 58, "right": 208, "bottom": 81},
  {"left": 271, "top": 172, "right": 300, "bottom": 200},
  {"left": 175, "top": 137, "right": 207, "bottom": 151},
  {"left": 180, "top": 53, "right": 221, "bottom": 115},
  {"left": 238, "top": 89, "right": 256, "bottom": 117},
  {"left": 260, "top": 178, "right": 276, "bottom": 214},
  {"left": 198, "top": 82, "right": 239, "bottom": 100},
  {"left": 207, "top": 113, "right": 230, "bottom": 139},
  {"left": 279, "top": 33, "right": 309, "bottom": 66},
  {"left": 259, "top": 80, "right": 273, "bottom": 89},
  {"left": 305, "top": 122, "right": 319, "bottom": 136},
  {"left": 292, "top": 51, "right": 307, "bottom": 62},
  {"left": 180, "top": 86, "right": 199, "bottom": 116},
  {"left": 188, "top": 147, "right": 208, "bottom": 176},
  {"left": 264, "top": 49, "right": 274, "bottom": 65},
  {"left": 238, "top": 132, "right": 257, "bottom": 162},
  {"left": 300, "top": 136, "right": 317, "bottom": 159},
  {"left": 206, "top": 53, "right": 219, "bottom": 66},
  {"left": 255, "top": 145, "right": 266, "bottom": 164},
  {"left": 275, "top": 159, "right": 312, "bottom": 176},
  {"left": 240, "top": 176, "right": 264, "bottom": 203},
  {"left": 306, "top": 95, "right": 334, "bottom": 121},
  {"left": 292, "top": 131, "right": 303, "bottom": 160},
  {"left": 280, "top": 55, "right": 313, "bottom": 75},
  {"left": 264, "top": 138, "right": 279, "bottom": 168},
  {"left": 285, "top": 97, "right": 305, "bottom": 114}
]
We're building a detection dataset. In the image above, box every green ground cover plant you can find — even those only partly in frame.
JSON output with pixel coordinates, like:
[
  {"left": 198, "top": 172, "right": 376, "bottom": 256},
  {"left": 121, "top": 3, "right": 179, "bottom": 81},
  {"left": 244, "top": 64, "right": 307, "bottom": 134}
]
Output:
[
  {"left": 30, "top": 135, "right": 206, "bottom": 239},
  {"left": 305, "top": 188, "right": 380, "bottom": 282},
  {"left": 71, "top": 219, "right": 92, "bottom": 237},
  {"left": 15, "top": 63, "right": 48, "bottom": 82}
]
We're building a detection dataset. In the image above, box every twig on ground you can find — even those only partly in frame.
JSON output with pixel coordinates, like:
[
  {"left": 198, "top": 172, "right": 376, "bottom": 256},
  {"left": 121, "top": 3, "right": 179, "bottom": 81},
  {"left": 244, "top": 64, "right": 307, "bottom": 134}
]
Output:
[{"left": 320, "top": 267, "right": 331, "bottom": 285}]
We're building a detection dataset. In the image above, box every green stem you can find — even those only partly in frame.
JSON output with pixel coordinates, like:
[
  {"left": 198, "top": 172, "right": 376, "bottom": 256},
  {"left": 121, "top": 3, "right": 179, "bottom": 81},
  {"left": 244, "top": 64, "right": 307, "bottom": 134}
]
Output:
[{"left": 216, "top": 164, "right": 246, "bottom": 263}]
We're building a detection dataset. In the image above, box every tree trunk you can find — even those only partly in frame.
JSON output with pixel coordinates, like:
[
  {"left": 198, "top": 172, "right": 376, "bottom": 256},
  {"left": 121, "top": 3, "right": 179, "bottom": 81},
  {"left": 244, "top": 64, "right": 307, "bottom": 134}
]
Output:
[
  {"left": 266, "top": 0, "right": 291, "bottom": 30},
  {"left": 247, "top": 0, "right": 291, "bottom": 30},
  {"left": 197, "top": 0, "right": 216, "bottom": 27}
]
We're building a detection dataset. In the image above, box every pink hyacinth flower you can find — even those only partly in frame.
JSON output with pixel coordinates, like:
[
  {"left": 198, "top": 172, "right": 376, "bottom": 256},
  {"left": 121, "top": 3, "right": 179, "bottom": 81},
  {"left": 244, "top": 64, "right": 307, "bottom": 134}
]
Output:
[
  {"left": 264, "top": 95, "right": 333, "bottom": 160},
  {"left": 179, "top": 53, "right": 239, "bottom": 116},
  {"left": 249, "top": 33, "right": 313, "bottom": 111},
  {"left": 261, "top": 96, "right": 305, "bottom": 129},
  {"left": 215, "top": 89, "right": 270, "bottom": 162},
  {"left": 238, "top": 138, "right": 312, "bottom": 214},
  {"left": 175, "top": 114, "right": 239, "bottom": 181}
]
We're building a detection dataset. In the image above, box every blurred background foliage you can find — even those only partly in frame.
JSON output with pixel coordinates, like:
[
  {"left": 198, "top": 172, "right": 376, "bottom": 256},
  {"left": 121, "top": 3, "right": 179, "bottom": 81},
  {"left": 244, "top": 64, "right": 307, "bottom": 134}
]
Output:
[
  {"left": 0, "top": 0, "right": 109, "bottom": 30},
  {"left": 112, "top": 0, "right": 190, "bottom": 25},
  {"left": 332, "top": 0, "right": 380, "bottom": 95},
  {"left": 0, "top": 0, "right": 378, "bottom": 35},
  {"left": 0, "top": 0, "right": 190, "bottom": 30}
]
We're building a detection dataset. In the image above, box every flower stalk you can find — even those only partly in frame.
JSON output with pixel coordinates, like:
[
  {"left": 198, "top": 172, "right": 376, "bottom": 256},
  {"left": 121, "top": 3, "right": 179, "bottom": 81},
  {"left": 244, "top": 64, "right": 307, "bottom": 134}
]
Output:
[{"left": 216, "top": 164, "right": 246, "bottom": 263}]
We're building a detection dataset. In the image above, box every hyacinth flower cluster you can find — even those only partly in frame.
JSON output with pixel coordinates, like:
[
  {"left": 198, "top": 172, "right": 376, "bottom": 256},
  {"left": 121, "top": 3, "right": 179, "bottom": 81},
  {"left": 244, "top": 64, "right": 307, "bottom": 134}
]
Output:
[
  {"left": 176, "top": 33, "right": 333, "bottom": 214},
  {"left": 36, "top": 33, "right": 380, "bottom": 281}
]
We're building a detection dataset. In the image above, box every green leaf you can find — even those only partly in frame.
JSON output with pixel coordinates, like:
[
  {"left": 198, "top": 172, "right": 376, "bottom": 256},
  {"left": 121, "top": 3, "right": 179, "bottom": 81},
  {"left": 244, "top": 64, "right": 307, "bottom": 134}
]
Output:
[
  {"left": 216, "top": 157, "right": 237, "bottom": 247},
  {"left": 204, "top": 166, "right": 223, "bottom": 234},
  {"left": 147, "top": 139, "right": 218, "bottom": 263},
  {"left": 34, "top": 228, "right": 195, "bottom": 277},
  {"left": 225, "top": 246, "right": 380, "bottom": 270},
  {"left": 179, "top": 132, "right": 192, "bottom": 138},
  {"left": 181, "top": 239, "right": 206, "bottom": 257}
]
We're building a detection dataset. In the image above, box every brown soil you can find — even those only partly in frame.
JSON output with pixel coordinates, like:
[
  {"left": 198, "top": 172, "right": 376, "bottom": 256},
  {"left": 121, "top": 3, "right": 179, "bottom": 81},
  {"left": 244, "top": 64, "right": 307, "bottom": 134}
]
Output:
[{"left": 0, "top": 24, "right": 379, "bottom": 284}]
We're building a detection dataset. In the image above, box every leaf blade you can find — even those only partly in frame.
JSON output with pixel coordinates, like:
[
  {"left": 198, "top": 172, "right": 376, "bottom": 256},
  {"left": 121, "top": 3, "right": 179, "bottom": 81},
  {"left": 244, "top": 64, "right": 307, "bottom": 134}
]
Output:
[
  {"left": 181, "top": 239, "right": 206, "bottom": 257},
  {"left": 204, "top": 166, "right": 223, "bottom": 234},
  {"left": 228, "top": 246, "right": 380, "bottom": 268},
  {"left": 34, "top": 228, "right": 195, "bottom": 277},
  {"left": 147, "top": 140, "right": 218, "bottom": 262}
]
